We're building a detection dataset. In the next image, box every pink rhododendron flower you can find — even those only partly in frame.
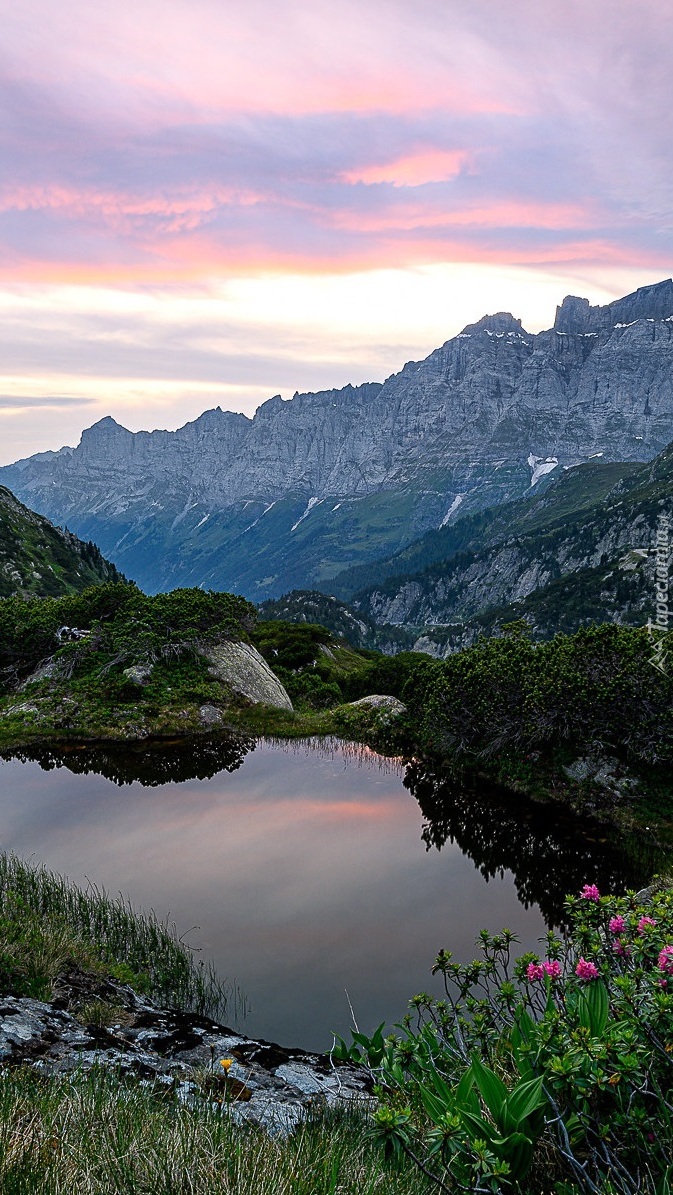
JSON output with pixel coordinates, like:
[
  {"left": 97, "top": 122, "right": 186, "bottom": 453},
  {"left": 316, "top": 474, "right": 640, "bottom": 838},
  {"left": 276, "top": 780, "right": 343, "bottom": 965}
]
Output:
[
  {"left": 609, "top": 916, "right": 626, "bottom": 934},
  {"left": 580, "top": 884, "right": 601, "bottom": 902},
  {"left": 657, "top": 945, "right": 673, "bottom": 975},
  {"left": 612, "top": 941, "right": 630, "bottom": 958},
  {"left": 637, "top": 916, "right": 657, "bottom": 934},
  {"left": 543, "top": 960, "right": 562, "bottom": 978},
  {"left": 526, "top": 962, "right": 545, "bottom": 981},
  {"left": 575, "top": 958, "right": 599, "bottom": 981}
]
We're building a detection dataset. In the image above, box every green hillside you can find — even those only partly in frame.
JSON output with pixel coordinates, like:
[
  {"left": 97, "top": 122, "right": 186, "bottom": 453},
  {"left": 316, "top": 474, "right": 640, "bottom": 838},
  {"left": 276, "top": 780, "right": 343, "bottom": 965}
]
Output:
[
  {"left": 0, "top": 485, "right": 122, "bottom": 598},
  {"left": 325, "top": 445, "right": 672, "bottom": 644}
]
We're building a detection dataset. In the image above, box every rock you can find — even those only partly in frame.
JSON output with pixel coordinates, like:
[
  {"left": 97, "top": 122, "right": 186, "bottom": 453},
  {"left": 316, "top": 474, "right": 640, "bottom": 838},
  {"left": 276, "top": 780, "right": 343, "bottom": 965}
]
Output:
[
  {"left": 562, "top": 754, "right": 640, "bottom": 798},
  {"left": 347, "top": 695, "right": 407, "bottom": 717},
  {"left": 204, "top": 641, "right": 293, "bottom": 711},
  {"left": 199, "top": 703, "right": 225, "bottom": 727},
  {"left": 122, "top": 664, "right": 153, "bottom": 686},
  {"left": 19, "top": 658, "right": 63, "bottom": 689},
  {"left": 0, "top": 976, "right": 371, "bottom": 1136}
]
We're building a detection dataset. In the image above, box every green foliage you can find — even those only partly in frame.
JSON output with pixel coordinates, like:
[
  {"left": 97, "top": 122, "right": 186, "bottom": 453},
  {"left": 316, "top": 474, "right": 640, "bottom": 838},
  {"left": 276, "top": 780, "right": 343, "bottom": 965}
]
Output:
[
  {"left": 258, "top": 589, "right": 380, "bottom": 649},
  {"left": 341, "top": 651, "right": 433, "bottom": 703},
  {"left": 344, "top": 883, "right": 673, "bottom": 1194},
  {"left": 0, "top": 583, "right": 256, "bottom": 691},
  {"left": 253, "top": 620, "right": 334, "bottom": 672},
  {"left": 0, "top": 485, "right": 122, "bottom": 599},
  {"left": 402, "top": 623, "right": 673, "bottom": 767},
  {"left": 253, "top": 618, "right": 394, "bottom": 711}
]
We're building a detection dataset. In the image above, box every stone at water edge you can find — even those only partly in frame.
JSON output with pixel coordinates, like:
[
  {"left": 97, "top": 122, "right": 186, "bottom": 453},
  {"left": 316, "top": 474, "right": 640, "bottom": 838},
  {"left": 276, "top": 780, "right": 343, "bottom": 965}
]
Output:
[{"left": 0, "top": 974, "right": 371, "bottom": 1136}]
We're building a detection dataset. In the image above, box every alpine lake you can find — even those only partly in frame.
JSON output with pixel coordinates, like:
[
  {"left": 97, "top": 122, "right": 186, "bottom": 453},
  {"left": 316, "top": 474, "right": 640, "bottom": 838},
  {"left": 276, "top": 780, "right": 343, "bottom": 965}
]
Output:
[{"left": 0, "top": 734, "right": 664, "bottom": 1052}]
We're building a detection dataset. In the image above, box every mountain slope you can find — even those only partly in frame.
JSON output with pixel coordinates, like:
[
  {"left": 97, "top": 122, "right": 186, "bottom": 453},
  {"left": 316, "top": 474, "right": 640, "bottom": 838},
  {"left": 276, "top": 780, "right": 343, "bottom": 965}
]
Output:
[
  {"left": 2, "top": 279, "right": 673, "bottom": 596},
  {"left": 345, "top": 441, "right": 673, "bottom": 651},
  {"left": 0, "top": 485, "right": 122, "bottom": 598}
]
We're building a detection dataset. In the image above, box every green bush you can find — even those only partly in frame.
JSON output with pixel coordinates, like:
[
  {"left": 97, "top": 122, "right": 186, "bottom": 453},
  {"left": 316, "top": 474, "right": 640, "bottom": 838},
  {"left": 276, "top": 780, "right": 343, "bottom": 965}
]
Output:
[
  {"left": 402, "top": 623, "right": 673, "bottom": 767},
  {"left": 336, "top": 882, "right": 673, "bottom": 1193},
  {"left": 0, "top": 584, "right": 256, "bottom": 690}
]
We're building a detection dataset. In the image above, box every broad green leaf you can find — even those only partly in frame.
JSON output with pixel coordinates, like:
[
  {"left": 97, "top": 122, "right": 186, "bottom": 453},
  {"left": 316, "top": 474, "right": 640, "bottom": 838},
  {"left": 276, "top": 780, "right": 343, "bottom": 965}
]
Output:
[
  {"left": 419, "top": 1085, "right": 449, "bottom": 1123},
  {"left": 584, "top": 979, "right": 609, "bottom": 1036},
  {"left": 459, "top": 1108, "right": 498, "bottom": 1144},
  {"left": 455, "top": 1065, "right": 476, "bottom": 1105},
  {"left": 428, "top": 1067, "right": 455, "bottom": 1108},
  {"left": 470, "top": 1053, "right": 508, "bottom": 1122},
  {"left": 503, "top": 1075, "right": 545, "bottom": 1129}
]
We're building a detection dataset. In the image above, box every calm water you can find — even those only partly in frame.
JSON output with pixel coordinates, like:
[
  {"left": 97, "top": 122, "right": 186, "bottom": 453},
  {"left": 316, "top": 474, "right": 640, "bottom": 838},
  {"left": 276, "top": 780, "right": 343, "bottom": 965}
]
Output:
[{"left": 0, "top": 737, "right": 661, "bottom": 1051}]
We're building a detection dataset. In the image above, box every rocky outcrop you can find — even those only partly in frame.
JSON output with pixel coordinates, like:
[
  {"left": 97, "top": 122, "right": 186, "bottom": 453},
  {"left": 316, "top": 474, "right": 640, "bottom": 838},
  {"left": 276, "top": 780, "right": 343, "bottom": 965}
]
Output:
[
  {"left": 0, "top": 975, "right": 369, "bottom": 1136},
  {"left": 2, "top": 281, "right": 673, "bottom": 597},
  {"left": 349, "top": 437, "right": 673, "bottom": 649},
  {"left": 203, "top": 641, "right": 293, "bottom": 711}
]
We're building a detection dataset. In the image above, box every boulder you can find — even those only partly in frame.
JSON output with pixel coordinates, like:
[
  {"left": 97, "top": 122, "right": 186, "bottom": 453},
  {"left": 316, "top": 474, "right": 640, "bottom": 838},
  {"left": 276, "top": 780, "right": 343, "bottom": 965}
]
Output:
[
  {"left": 122, "top": 664, "right": 153, "bottom": 687},
  {"left": 204, "top": 641, "right": 293, "bottom": 711},
  {"left": 199, "top": 703, "right": 225, "bottom": 727},
  {"left": 347, "top": 695, "right": 406, "bottom": 717}
]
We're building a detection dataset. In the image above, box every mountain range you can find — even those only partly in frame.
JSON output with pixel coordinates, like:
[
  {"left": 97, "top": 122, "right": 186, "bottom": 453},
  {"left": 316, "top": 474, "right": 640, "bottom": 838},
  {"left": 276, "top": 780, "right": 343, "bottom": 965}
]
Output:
[{"left": 2, "top": 278, "right": 673, "bottom": 604}]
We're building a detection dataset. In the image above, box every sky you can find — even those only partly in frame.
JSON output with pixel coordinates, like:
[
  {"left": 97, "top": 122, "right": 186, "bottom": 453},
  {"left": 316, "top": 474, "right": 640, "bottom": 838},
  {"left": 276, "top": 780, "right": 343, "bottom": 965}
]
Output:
[{"left": 0, "top": 0, "right": 672, "bottom": 464}]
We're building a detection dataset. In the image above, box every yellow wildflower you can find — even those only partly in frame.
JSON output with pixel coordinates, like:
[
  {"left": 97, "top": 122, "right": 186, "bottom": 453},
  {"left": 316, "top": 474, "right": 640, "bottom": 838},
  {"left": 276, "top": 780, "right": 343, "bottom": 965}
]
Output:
[{"left": 220, "top": 1058, "right": 233, "bottom": 1072}]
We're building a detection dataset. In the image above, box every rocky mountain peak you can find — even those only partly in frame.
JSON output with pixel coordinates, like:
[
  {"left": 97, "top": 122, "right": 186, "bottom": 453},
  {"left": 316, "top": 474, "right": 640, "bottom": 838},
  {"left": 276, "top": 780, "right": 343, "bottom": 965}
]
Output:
[
  {"left": 80, "top": 416, "right": 131, "bottom": 445},
  {"left": 460, "top": 312, "right": 524, "bottom": 335},
  {"left": 553, "top": 295, "right": 592, "bottom": 333},
  {"left": 3, "top": 279, "right": 673, "bottom": 598},
  {"left": 554, "top": 279, "right": 673, "bottom": 333}
]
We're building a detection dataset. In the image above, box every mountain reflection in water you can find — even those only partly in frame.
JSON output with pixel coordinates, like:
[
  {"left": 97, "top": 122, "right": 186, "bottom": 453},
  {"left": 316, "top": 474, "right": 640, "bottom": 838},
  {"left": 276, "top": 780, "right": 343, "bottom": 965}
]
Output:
[
  {"left": 404, "top": 759, "right": 664, "bottom": 926},
  {"left": 2, "top": 737, "right": 663, "bottom": 933}
]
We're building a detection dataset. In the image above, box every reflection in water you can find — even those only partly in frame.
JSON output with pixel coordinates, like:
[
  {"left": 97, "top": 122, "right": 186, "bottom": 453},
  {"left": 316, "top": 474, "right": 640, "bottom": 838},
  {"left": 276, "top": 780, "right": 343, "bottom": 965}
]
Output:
[
  {"left": 0, "top": 738, "right": 666, "bottom": 1048},
  {"left": 1, "top": 734, "right": 255, "bottom": 786},
  {"left": 404, "top": 759, "right": 665, "bottom": 926}
]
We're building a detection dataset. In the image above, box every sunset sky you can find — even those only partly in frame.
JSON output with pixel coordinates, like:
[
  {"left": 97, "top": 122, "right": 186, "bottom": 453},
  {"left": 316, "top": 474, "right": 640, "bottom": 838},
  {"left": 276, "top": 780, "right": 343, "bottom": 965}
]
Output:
[{"left": 1, "top": 0, "right": 671, "bottom": 464}]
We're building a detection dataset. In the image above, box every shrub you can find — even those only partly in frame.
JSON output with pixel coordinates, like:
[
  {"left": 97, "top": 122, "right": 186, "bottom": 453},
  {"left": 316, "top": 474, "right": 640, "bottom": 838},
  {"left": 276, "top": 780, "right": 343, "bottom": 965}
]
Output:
[
  {"left": 402, "top": 624, "right": 673, "bottom": 767},
  {"left": 336, "top": 882, "right": 673, "bottom": 1193}
]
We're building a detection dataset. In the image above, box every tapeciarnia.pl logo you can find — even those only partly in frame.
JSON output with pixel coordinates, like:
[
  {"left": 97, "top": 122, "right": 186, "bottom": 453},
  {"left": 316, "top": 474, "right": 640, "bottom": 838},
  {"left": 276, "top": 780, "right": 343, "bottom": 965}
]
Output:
[{"left": 646, "top": 513, "right": 670, "bottom": 674}]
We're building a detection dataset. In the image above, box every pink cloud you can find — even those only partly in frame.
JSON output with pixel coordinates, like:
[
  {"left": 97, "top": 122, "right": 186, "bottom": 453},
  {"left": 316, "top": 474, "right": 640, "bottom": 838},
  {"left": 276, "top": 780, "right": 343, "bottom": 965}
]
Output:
[
  {"left": 0, "top": 0, "right": 671, "bottom": 293},
  {"left": 343, "top": 149, "right": 472, "bottom": 187}
]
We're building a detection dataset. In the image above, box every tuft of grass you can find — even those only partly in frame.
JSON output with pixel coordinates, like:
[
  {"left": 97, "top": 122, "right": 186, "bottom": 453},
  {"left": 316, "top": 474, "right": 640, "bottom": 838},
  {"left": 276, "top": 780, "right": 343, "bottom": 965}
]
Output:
[
  {"left": 0, "top": 852, "right": 238, "bottom": 1019},
  {"left": 0, "top": 1068, "right": 431, "bottom": 1195}
]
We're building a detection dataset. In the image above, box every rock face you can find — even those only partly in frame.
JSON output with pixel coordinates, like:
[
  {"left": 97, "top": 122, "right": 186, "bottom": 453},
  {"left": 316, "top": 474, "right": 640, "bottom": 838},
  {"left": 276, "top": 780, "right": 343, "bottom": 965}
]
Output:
[
  {"left": 347, "top": 695, "right": 407, "bottom": 716},
  {"left": 0, "top": 977, "right": 369, "bottom": 1136},
  {"left": 2, "top": 281, "right": 673, "bottom": 597},
  {"left": 203, "top": 641, "right": 293, "bottom": 711},
  {"left": 348, "top": 438, "right": 673, "bottom": 654}
]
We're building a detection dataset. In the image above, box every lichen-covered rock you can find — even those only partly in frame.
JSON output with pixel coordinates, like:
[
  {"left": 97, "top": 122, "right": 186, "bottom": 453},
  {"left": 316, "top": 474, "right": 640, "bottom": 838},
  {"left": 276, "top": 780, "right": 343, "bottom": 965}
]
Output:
[
  {"left": 198, "top": 703, "right": 225, "bottom": 727},
  {"left": 0, "top": 979, "right": 370, "bottom": 1136},
  {"left": 347, "top": 695, "right": 406, "bottom": 717},
  {"left": 204, "top": 641, "right": 293, "bottom": 711},
  {"left": 122, "top": 664, "right": 153, "bottom": 686}
]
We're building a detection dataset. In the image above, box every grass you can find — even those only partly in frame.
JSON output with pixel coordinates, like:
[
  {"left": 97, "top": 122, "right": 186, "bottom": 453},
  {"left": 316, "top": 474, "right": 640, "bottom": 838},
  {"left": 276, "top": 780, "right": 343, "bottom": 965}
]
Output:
[
  {"left": 0, "top": 854, "right": 427, "bottom": 1194},
  {"left": 0, "top": 1068, "right": 431, "bottom": 1195},
  {"left": 0, "top": 852, "right": 235, "bottom": 1019}
]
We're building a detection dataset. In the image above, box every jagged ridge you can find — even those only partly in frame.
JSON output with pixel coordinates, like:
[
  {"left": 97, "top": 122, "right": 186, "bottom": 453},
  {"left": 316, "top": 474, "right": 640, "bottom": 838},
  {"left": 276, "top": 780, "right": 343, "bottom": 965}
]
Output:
[{"left": 2, "top": 280, "right": 673, "bottom": 597}]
